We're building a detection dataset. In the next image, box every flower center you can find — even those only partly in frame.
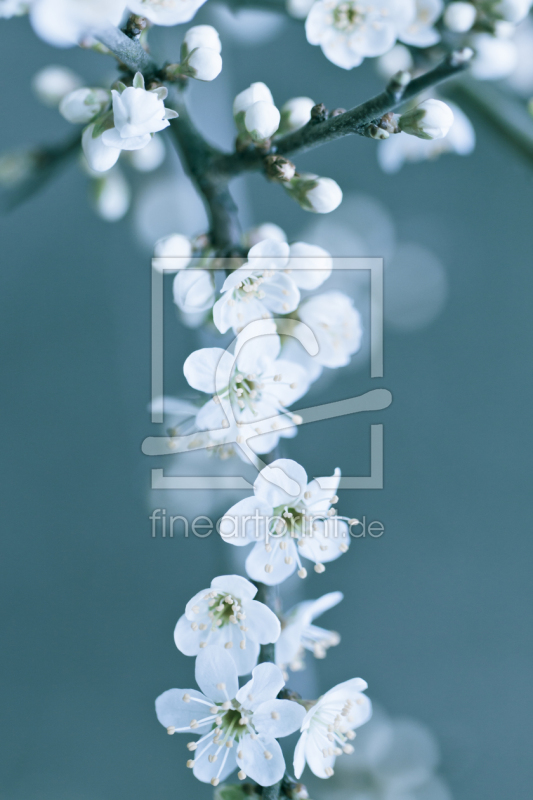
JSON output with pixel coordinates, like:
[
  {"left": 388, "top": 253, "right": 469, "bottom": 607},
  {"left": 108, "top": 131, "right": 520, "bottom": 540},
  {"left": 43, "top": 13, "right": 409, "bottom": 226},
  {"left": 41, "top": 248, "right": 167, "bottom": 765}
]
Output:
[{"left": 332, "top": 2, "right": 365, "bottom": 31}]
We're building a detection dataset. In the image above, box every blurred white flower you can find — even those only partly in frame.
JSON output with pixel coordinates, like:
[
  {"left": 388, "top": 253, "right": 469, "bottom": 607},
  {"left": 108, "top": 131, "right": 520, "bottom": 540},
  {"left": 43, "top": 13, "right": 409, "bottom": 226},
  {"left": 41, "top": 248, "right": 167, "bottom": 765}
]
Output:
[
  {"left": 318, "top": 707, "right": 452, "bottom": 800},
  {"left": 506, "top": 17, "right": 533, "bottom": 95},
  {"left": 127, "top": 0, "right": 207, "bottom": 25},
  {"left": 470, "top": 33, "right": 518, "bottom": 80},
  {"left": 173, "top": 268, "right": 216, "bottom": 314},
  {"left": 492, "top": 0, "right": 532, "bottom": 23},
  {"left": 384, "top": 242, "right": 448, "bottom": 331},
  {"left": 173, "top": 574, "right": 281, "bottom": 675},
  {"left": 397, "top": 0, "right": 443, "bottom": 47},
  {"left": 82, "top": 123, "right": 121, "bottom": 172},
  {"left": 152, "top": 234, "right": 193, "bottom": 271},
  {"left": 211, "top": 4, "right": 285, "bottom": 44},
  {"left": 294, "top": 678, "right": 372, "bottom": 779},
  {"left": 399, "top": 99, "right": 454, "bottom": 140},
  {"left": 0, "top": 149, "right": 37, "bottom": 187},
  {"left": 32, "top": 64, "right": 82, "bottom": 106},
  {"left": 92, "top": 166, "right": 131, "bottom": 222},
  {"left": 280, "top": 97, "right": 316, "bottom": 133},
  {"left": 378, "top": 102, "right": 475, "bottom": 172},
  {"left": 305, "top": 0, "right": 415, "bottom": 69},
  {"left": 376, "top": 44, "right": 414, "bottom": 80},
  {"left": 285, "top": 174, "right": 343, "bottom": 214},
  {"left": 298, "top": 291, "right": 363, "bottom": 368},
  {"left": 0, "top": 0, "right": 30, "bottom": 17},
  {"left": 128, "top": 134, "right": 166, "bottom": 172},
  {"left": 443, "top": 0, "right": 476, "bottom": 31},
  {"left": 286, "top": 0, "right": 315, "bottom": 18},
  {"left": 30, "top": 0, "right": 126, "bottom": 47},
  {"left": 276, "top": 591, "right": 343, "bottom": 673},
  {"left": 243, "top": 223, "right": 287, "bottom": 249},
  {"left": 60, "top": 87, "right": 110, "bottom": 124}
]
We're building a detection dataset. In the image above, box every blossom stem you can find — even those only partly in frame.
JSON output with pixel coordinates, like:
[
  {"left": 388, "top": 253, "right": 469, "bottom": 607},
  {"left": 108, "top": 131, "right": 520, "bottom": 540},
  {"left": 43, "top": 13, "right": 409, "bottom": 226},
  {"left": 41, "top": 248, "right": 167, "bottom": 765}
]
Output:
[{"left": 96, "top": 24, "right": 158, "bottom": 79}]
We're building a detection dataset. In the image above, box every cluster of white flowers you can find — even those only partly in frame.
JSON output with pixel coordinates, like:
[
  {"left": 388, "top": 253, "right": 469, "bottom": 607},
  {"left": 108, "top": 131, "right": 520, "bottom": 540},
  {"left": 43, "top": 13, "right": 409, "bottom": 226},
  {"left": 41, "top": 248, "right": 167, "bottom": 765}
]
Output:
[{"left": 155, "top": 458, "right": 372, "bottom": 787}]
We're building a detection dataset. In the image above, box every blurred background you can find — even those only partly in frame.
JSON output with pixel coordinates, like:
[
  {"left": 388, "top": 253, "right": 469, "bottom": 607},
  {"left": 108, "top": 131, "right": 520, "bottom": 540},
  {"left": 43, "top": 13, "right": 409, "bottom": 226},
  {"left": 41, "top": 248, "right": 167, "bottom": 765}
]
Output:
[{"left": 1, "top": 8, "right": 533, "bottom": 800}]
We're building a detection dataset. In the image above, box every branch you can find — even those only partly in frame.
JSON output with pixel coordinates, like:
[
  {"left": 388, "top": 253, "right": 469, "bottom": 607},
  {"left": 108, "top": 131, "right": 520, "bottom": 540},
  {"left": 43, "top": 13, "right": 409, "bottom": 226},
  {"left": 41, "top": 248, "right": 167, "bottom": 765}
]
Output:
[
  {"left": 449, "top": 78, "right": 533, "bottom": 168},
  {"left": 166, "top": 94, "right": 242, "bottom": 252},
  {"left": 96, "top": 24, "right": 158, "bottom": 78},
  {"left": 211, "top": 49, "right": 473, "bottom": 178}
]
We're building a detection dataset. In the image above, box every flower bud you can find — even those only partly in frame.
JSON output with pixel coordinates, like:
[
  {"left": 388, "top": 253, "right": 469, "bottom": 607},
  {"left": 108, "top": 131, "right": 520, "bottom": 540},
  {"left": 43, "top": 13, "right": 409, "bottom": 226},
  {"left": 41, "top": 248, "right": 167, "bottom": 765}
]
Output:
[
  {"left": 153, "top": 234, "right": 193, "bottom": 272},
  {"left": 82, "top": 123, "right": 120, "bottom": 173},
  {"left": 60, "top": 87, "right": 111, "bottom": 124},
  {"left": 443, "top": 2, "right": 476, "bottom": 31},
  {"left": 279, "top": 97, "right": 315, "bottom": 133},
  {"left": 233, "top": 82, "right": 274, "bottom": 117},
  {"left": 92, "top": 168, "right": 131, "bottom": 222},
  {"left": 244, "top": 100, "right": 280, "bottom": 141},
  {"left": 183, "top": 47, "right": 222, "bottom": 81},
  {"left": 264, "top": 155, "right": 296, "bottom": 181},
  {"left": 285, "top": 173, "right": 343, "bottom": 214},
  {"left": 173, "top": 269, "right": 215, "bottom": 313},
  {"left": 399, "top": 99, "right": 454, "bottom": 140},
  {"left": 32, "top": 65, "right": 82, "bottom": 107},
  {"left": 183, "top": 24, "right": 222, "bottom": 53}
]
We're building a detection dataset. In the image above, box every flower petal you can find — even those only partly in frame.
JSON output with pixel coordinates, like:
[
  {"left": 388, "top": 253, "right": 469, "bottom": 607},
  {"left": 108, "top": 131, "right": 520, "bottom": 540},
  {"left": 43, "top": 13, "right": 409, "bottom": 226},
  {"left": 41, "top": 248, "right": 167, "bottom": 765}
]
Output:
[
  {"left": 237, "top": 734, "right": 286, "bottom": 787},
  {"left": 183, "top": 347, "right": 232, "bottom": 394},
  {"left": 193, "top": 737, "right": 238, "bottom": 784},
  {"left": 288, "top": 242, "right": 332, "bottom": 289},
  {"left": 254, "top": 458, "right": 308, "bottom": 507},
  {"left": 195, "top": 645, "right": 239, "bottom": 702},
  {"left": 245, "top": 599, "right": 281, "bottom": 644},
  {"left": 155, "top": 688, "right": 213, "bottom": 731},
  {"left": 211, "top": 574, "right": 258, "bottom": 600},
  {"left": 253, "top": 699, "right": 306, "bottom": 737},
  {"left": 236, "top": 661, "right": 285, "bottom": 709},
  {"left": 219, "top": 497, "right": 271, "bottom": 547},
  {"left": 293, "top": 730, "right": 307, "bottom": 779},
  {"left": 245, "top": 538, "right": 298, "bottom": 585}
]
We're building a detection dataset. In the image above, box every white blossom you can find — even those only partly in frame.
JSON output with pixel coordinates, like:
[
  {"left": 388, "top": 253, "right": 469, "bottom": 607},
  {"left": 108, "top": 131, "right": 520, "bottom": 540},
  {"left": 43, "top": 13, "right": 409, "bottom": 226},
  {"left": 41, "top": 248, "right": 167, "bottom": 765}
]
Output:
[
  {"left": 184, "top": 47, "right": 223, "bottom": 81},
  {"left": 294, "top": 678, "right": 372, "bottom": 779},
  {"left": 127, "top": 0, "right": 207, "bottom": 25},
  {"left": 399, "top": 99, "right": 454, "bottom": 140},
  {"left": 82, "top": 123, "right": 121, "bottom": 172},
  {"left": 0, "top": 150, "right": 36, "bottom": 188},
  {"left": 376, "top": 44, "right": 414, "bottom": 80},
  {"left": 183, "top": 24, "right": 222, "bottom": 53},
  {"left": 286, "top": 0, "right": 315, "bottom": 18},
  {"left": 173, "top": 574, "right": 281, "bottom": 675},
  {"left": 152, "top": 234, "right": 193, "bottom": 271},
  {"left": 470, "top": 33, "right": 518, "bottom": 80},
  {"left": 285, "top": 174, "right": 343, "bottom": 214},
  {"left": 30, "top": 0, "right": 126, "bottom": 48},
  {"left": 183, "top": 324, "right": 311, "bottom": 455},
  {"left": 244, "top": 101, "right": 281, "bottom": 141},
  {"left": 243, "top": 223, "right": 287, "bottom": 249},
  {"left": 128, "top": 134, "right": 166, "bottom": 172},
  {"left": 100, "top": 73, "right": 177, "bottom": 153},
  {"left": 326, "top": 707, "right": 452, "bottom": 800},
  {"left": 297, "top": 291, "right": 363, "bottom": 368},
  {"left": 443, "top": 1, "right": 477, "bottom": 32},
  {"left": 156, "top": 647, "right": 305, "bottom": 786},
  {"left": 276, "top": 591, "right": 343, "bottom": 673},
  {"left": 397, "top": 0, "right": 443, "bottom": 47},
  {"left": 305, "top": 0, "right": 416, "bottom": 69},
  {"left": 0, "top": 0, "right": 30, "bottom": 18},
  {"left": 492, "top": 0, "right": 532, "bottom": 23},
  {"left": 220, "top": 458, "right": 351, "bottom": 584},
  {"left": 59, "top": 87, "right": 110, "bottom": 124},
  {"left": 507, "top": 18, "right": 533, "bottom": 95},
  {"left": 92, "top": 167, "right": 131, "bottom": 221},
  {"left": 280, "top": 97, "right": 315, "bottom": 133},
  {"left": 234, "top": 82, "right": 274, "bottom": 117},
  {"left": 173, "top": 268, "right": 215, "bottom": 314},
  {"left": 32, "top": 65, "right": 82, "bottom": 107},
  {"left": 378, "top": 102, "right": 475, "bottom": 172}
]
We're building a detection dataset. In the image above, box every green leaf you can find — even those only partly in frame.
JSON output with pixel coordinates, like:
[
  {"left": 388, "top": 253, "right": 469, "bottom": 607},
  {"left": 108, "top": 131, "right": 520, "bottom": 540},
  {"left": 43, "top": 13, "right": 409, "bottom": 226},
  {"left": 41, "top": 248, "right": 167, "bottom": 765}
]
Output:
[
  {"left": 133, "top": 71, "right": 145, "bottom": 89},
  {"left": 214, "top": 784, "right": 260, "bottom": 800}
]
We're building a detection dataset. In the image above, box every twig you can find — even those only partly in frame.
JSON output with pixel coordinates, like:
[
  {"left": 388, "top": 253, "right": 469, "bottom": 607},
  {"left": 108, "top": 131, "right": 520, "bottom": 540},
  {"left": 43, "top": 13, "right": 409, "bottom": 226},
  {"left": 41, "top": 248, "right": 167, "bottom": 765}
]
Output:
[
  {"left": 96, "top": 23, "right": 158, "bottom": 78},
  {"left": 212, "top": 49, "right": 473, "bottom": 177}
]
